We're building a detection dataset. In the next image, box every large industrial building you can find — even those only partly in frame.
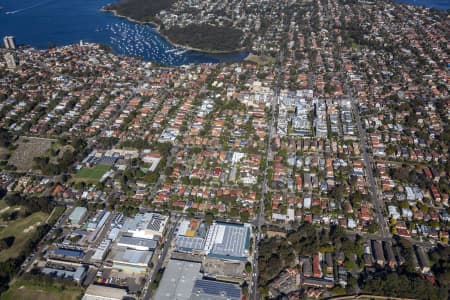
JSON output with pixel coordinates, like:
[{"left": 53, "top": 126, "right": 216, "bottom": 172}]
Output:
[
  {"left": 53, "top": 247, "right": 85, "bottom": 259},
  {"left": 122, "top": 212, "right": 168, "bottom": 240},
  {"left": 204, "top": 222, "right": 252, "bottom": 261},
  {"left": 154, "top": 259, "right": 242, "bottom": 300},
  {"left": 68, "top": 206, "right": 88, "bottom": 226},
  {"left": 175, "top": 219, "right": 207, "bottom": 253},
  {"left": 117, "top": 236, "right": 157, "bottom": 251},
  {"left": 190, "top": 279, "right": 242, "bottom": 300},
  {"left": 154, "top": 259, "right": 202, "bottom": 300},
  {"left": 82, "top": 284, "right": 128, "bottom": 300},
  {"left": 112, "top": 248, "right": 153, "bottom": 274},
  {"left": 174, "top": 221, "right": 252, "bottom": 261},
  {"left": 41, "top": 266, "right": 86, "bottom": 284},
  {"left": 91, "top": 239, "right": 111, "bottom": 262}
]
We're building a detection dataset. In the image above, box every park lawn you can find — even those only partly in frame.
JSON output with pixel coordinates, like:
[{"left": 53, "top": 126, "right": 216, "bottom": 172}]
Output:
[
  {"left": 0, "top": 211, "right": 48, "bottom": 261},
  {"left": 1, "top": 279, "right": 83, "bottom": 300},
  {"left": 245, "top": 53, "right": 275, "bottom": 65},
  {"left": 73, "top": 164, "right": 110, "bottom": 183}
]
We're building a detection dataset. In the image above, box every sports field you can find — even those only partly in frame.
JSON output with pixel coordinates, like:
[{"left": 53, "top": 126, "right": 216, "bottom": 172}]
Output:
[{"left": 73, "top": 164, "right": 110, "bottom": 183}]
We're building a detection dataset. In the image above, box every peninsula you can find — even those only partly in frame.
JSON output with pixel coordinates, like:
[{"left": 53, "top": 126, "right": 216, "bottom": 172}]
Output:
[{"left": 103, "top": 0, "right": 246, "bottom": 52}]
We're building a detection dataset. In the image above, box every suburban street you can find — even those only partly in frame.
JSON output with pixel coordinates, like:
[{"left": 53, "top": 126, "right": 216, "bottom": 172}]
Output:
[
  {"left": 142, "top": 216, "right": 179, "bottom": 300},
  {"left": 250, "top": 49, "right": 283, "bottom": 300},
  {"left": 352, "top": 101, "right": 388, "bottom": 239}
]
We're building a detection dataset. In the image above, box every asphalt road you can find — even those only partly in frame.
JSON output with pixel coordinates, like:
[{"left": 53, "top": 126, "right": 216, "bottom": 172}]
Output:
[
  {"left": 250, "top": 49, "right": 283, "bottom": 300},
  {"left": 142, "top": 216, "right": 179, "bottom": 300},
  {"left": 145, "top": 145, "right": 178, "bottom": 205},
  {"left": 352, "top": 101, "right": 388, "bottom": 239}
]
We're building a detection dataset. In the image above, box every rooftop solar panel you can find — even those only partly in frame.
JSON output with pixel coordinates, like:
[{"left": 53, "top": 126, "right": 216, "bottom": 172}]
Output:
[
  {"left": 176, "top": 236, "right": 205, "bottom": 251},
  {"left": 207, "top": 223, "right": 250, "bottom": 259},
  {"left": 192, "top": 279, "right": 241, "bottom": 299}
]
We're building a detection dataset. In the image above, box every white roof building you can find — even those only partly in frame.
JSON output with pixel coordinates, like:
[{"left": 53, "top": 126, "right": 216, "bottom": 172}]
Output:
[
  {"left": 388, "top": 205, "right": 400, "bottom": 220},
  {"left": 122, "top": 212, "right": 168, "bottom": 240},
  {"left": 91, "top": 239, "right": 111, "bottom": 262},
  {"left": 82, "top": 284, "right": 127, "bottom": 300},
  {"left": 69, "top": 207, "right": 87, "bottom": 226}
]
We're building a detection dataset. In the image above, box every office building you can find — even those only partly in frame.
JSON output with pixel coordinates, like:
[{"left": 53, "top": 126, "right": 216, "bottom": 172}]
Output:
[
  {"left": 3, "top": 36, "right": 16, "bottom": 49},
  {"left": 3, "top": 53, "right": 17, "bottom": 69}
]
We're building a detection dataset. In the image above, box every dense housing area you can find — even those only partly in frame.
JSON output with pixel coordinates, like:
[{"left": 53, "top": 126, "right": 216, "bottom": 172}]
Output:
[{"left": 0, "top": 0, "right": 449, "bottom": 299}]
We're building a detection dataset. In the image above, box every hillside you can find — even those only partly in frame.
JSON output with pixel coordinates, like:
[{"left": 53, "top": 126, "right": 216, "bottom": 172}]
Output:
[
  {"left": 162, "top": 24, "right": 244, "bottom": 52},
  {"left": 104, "top": 0, "right": 175, "bottom": 23},
  {"left": 104, "top": 0, "right": 245, "bottom": 52}
]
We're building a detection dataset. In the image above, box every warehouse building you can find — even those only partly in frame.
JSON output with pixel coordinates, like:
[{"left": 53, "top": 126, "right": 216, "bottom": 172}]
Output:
[
  {"left": 175, "top": 219, "right": 207, "bottom": 253},
  {"left": 69, "top": 207, "right": 88, "bottom": 226},
  {"left": 54, "top": 248, "right": 85, "bottom": 259},
  {"left": 91, "top": 239, "right": 111, "bottom": 262},
  {"left": 117, "top": 236, "right": 157, "bottom": 251},
  {"left": 154, "top": 259, "right": 202, "bottom": 300},
  {"left": 112, "top": 248, "right": 153, "bottom": 274},
  {"left": 87, "top": 210, "right": 110, "bottom": 231},
  {"left": 204, "top": 222, "right": 252, "bottom": 261},
  {"left": 190, "top": 279, "right": 242, "bottom": 300},
  {"left": 155, "top": 259, "right": 242, "bottom": 300},
  {"left": 82, "top": 284, "right": 127, "bottom": 300},
  {"left": 122, "top": 212, "right": 168, "bottom": 240},
  {"left": 176, "top": 236, "right": 205, "bottom": 253},
  {"left": 41, "top": 266, "right": 86, "bottom": 284}
]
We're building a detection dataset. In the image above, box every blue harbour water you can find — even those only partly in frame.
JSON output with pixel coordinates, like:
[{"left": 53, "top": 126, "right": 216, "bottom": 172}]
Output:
[
  {"left": 396, "top": 0, "right": 449, "bottom": 10},
  {"left": 0, "top": 0, "right": 248, "bottom": 66},
  {"left": 0, "top": 0, "right": 447, "bottom": 66}
]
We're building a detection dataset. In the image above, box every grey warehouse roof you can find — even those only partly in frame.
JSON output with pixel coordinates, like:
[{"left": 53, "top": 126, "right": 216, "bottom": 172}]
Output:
[
  {"left": 154, "top": 259, "right": 202, "bottom": 300},
  {"left": 113, "top": 248, "right": 152, "bottom": 265},
  {"left": 205, "top": 222, "right": 251, "bottom": 261},
  {"left": 176, "top": 236, "right": 205, "bottom": 252}
]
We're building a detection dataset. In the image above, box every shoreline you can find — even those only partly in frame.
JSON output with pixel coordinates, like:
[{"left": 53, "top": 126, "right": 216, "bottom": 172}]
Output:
[{"left": 102, "top": 7, "right": 249, "bottom": 56}]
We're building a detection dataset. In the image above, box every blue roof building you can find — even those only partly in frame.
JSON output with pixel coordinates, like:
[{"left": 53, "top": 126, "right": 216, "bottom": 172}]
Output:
[
  {"left": 190, "top": 279, "right": 242, "bottom": 300},
  {"left": 54, "top": 248, "right": 85, "bottom": 258}
]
